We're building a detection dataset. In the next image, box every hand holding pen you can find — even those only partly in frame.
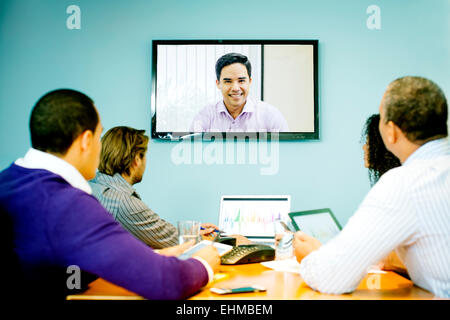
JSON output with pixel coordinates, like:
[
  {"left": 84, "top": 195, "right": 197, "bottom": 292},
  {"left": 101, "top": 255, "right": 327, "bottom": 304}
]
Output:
[{"left": 200, "top": 223, "right": 224, "bottom": 237}]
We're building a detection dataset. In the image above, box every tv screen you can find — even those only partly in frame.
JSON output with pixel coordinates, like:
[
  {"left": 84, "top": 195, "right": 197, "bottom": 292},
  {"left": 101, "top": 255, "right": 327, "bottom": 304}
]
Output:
[{"left": 151, "top": 40, "right": 319, "bottom": 140}]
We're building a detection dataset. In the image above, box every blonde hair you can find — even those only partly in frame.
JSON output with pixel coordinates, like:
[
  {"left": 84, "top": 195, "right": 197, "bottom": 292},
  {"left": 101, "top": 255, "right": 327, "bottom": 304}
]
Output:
[{"left": 99, "top": 126, "right": 149, "bottom": 176}]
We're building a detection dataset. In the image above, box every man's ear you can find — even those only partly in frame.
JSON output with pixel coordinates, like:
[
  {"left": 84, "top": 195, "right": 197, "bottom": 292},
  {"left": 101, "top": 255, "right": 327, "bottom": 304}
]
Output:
[
  {"left": 216, "top": 79, "right": 220, "bottom": 89},
  {"left": 79, "top": 130, "right": 94, "bottom": 152},
  {"left": 133, "top": 153, "right": 141, "bottom": 167},
  {"left": 385, "top": 120, "right": 398, "bottom": 144}
]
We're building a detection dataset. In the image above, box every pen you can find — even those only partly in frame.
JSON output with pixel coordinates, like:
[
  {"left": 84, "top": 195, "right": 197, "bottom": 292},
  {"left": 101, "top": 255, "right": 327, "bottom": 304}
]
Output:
[
  {"left": 200, "top": 227, "right": 224, "bottom": 233},
  {"left": 279, "top": 221, "right": 293, "bottom": 233},
  {"left": 212, "top": 232, "right": 220, "bottom": 243}
]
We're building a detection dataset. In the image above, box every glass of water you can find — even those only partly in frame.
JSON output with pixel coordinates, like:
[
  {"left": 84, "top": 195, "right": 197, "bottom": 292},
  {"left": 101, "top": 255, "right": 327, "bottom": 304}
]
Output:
[
  {"left": 177, "top": 220, "right": 201, "bottom": 245},
  {"left": 274, "top": 219, "right": 294, "bottom": 260}
]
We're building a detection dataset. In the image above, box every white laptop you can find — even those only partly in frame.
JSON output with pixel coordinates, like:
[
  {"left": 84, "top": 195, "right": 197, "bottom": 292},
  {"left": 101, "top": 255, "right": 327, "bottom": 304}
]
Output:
[{"left": 218, "top": 195, "right": 291, "bottom": 245}]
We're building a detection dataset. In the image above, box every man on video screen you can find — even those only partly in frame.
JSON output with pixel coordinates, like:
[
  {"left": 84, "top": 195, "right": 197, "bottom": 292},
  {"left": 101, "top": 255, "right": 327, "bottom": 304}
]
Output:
[{"left": 190, "top": 53, "right": 289, "bottom": 132}]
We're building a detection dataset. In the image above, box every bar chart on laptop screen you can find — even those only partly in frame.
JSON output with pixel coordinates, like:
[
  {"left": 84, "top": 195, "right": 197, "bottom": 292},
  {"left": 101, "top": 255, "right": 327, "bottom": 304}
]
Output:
[{"left": 220, "top": 199, "right": 291, "bottom": 237}]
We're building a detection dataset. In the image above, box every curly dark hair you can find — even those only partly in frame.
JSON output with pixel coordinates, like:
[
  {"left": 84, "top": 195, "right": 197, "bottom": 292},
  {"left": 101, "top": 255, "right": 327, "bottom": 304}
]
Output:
[{"left": 362, "top": 114, "right": 401, "bottom": 185}]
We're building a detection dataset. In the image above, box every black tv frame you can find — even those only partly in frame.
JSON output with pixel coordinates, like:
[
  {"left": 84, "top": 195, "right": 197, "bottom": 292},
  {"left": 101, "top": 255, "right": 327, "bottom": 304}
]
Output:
[{"left": 151, "top": 39, "right": 319, "bottom": 141}]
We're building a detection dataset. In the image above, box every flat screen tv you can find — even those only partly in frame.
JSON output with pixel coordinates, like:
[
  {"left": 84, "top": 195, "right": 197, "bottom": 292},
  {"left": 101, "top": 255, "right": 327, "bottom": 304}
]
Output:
[{"left": 151, "top": 40, "right": 319, "bottom": 140}]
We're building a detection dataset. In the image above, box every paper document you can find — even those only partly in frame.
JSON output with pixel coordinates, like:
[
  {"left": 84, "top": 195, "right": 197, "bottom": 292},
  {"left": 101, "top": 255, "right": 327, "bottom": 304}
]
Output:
[
  {"left": 261, "top": 258, "right": 301, "bottom": 274},
  {"left": 366, "top": 265, "right": 387, "bottom": 274},
  {"left": 261, "top": 259, "right": 387, "bottom": 275}
]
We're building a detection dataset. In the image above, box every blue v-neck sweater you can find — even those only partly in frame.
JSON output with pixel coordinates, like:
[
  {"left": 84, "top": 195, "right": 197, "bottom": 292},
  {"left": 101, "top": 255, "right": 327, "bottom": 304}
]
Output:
[{"left": 0, "top": 164, "right": 208, "bottom": 300}]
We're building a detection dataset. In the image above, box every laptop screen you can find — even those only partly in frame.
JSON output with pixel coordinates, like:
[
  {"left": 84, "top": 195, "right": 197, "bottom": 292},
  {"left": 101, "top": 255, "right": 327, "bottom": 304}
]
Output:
[
  {"left": 289, "top": 209, "right": 341, "bottom": 244},
  {"left": 219, "top": 195, "right": 291, "bottom": 238}
]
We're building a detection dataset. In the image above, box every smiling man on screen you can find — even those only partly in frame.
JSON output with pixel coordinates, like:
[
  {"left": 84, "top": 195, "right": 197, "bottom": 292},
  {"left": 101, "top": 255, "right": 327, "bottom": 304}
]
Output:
[{"left": 190, "top": 52, "right": 289, "bottom": 133}]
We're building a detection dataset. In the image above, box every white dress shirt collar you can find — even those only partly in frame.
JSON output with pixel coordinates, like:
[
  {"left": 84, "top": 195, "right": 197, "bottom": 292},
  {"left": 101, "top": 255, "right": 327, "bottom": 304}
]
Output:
[
  {"left": 15, "top": 148, "right": 92, "bottom": 195},
  {"left": 403, "top": 137, "right": 450, "bottom": 166}
]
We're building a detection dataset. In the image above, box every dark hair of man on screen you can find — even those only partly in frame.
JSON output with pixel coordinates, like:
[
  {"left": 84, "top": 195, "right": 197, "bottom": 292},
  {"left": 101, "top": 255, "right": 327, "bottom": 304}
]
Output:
[
  {"left": 362, "top": 114, "right": 401, "bottom": 186},
  {"left": 215, "top": 52, "right": 252, "bottom": 81}
]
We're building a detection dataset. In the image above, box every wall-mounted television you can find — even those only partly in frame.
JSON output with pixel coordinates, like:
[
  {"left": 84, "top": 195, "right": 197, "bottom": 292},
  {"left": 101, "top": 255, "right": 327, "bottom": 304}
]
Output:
[{"left": 151, "top": 40, "right": 319, "bottom": 140}]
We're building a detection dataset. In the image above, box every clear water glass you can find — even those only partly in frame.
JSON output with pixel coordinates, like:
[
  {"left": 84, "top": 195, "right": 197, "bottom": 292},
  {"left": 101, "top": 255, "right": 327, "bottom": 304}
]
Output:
[
  {"left": 177, "top": 220, "right": 201, "bottom": 245},
  {"left": 274, "top": 219, "right": 294, "bottom": 260}
]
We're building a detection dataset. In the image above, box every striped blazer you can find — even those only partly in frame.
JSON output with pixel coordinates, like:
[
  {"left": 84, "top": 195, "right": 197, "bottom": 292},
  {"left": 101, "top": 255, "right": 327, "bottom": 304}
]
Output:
[{"left": 89, "top": 172, "right": 178, "bottom": 249}]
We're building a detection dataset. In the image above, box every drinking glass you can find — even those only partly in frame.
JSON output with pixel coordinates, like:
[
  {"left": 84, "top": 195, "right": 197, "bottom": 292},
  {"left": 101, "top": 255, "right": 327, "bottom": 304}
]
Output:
[
  {"left": 274, "top": 219, "right": 294, "bottom": 260},
  {"left": 177, "top": 220, "right": 201, "bottom": 245}
]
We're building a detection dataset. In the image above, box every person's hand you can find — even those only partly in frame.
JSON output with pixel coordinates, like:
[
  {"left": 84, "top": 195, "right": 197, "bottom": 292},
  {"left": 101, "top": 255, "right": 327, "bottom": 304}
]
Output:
[
  {"left": 156, "top": 240, "right": 194, "bottom": 257},
  {"left": 378, "top": 251, "right": 408, "bottom": 276},
  {"left": 200, "top": 222, "right": 219, "bottom": 236},
  {"left": 293, "top": 231, "right": 322, "bottom": 263},
  {"left": 192, "top": 245, "right": 220, "bottom": 273},
  {"left": 229, "top": 234, "right": 252, "bottom": 245}
]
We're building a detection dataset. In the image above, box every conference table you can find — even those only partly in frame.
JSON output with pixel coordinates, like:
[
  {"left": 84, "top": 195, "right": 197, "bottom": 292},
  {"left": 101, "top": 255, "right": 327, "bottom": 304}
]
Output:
[{"left": 66, "top": 262, "right": 436, "bottom": 300}]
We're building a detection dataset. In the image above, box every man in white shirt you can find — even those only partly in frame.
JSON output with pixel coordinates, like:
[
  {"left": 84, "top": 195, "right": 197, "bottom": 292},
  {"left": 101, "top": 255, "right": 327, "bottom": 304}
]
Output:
[{"left": 294, "top": 76, "right": 450, "bottom": 298}]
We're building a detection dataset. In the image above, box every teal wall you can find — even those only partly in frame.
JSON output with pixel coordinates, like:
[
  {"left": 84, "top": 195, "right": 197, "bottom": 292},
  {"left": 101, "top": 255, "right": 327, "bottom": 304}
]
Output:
[{"left": 1, "top": 0, "right": 449, "bottom": 226}]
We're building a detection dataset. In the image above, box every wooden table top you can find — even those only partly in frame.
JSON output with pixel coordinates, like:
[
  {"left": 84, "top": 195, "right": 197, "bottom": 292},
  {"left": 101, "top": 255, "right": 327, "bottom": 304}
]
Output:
[{"left": 66, "top": 262, "right": 436, "bottom": 300}]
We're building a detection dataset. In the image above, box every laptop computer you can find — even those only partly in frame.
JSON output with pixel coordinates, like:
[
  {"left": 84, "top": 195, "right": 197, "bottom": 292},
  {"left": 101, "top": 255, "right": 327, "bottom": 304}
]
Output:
[
  {"left": 218, "top": 195, "right": 291, "bottom": 245},
  {"left": 288, "top": 208, "right": 342, "bottom": 244}
]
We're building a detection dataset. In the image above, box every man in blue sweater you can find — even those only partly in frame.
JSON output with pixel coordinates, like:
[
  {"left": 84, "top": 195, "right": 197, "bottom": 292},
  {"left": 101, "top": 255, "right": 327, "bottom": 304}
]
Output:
[{"left": 0, "top": 89, "right": 220, "bottom": 300}]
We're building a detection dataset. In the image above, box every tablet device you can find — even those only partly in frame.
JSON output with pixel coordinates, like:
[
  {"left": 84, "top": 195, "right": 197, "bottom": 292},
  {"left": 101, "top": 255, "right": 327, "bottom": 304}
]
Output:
[
  {"left": 178, "top": 240, "right": 233, "bottom": 260},
  {"left": 288, "top": 208, "right": 342, "bottom": 244}
]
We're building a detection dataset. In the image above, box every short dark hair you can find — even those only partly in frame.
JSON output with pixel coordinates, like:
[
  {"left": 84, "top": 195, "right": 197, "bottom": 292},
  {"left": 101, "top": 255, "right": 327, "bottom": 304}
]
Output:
[
  {"left": 382, "top": 76, "right": 448, "bottom": 143},
  {"left": 98, "top": 126, "right": 149, "bottom": 176},
  {"left": 362, "top": 114, "right": 401, "bottom": 185},
  {"left": 215, "top": 53, "right": 252, "bottom": 81},
  {"left": 30, "top": 89, "right": 98, "bottom": 155}
]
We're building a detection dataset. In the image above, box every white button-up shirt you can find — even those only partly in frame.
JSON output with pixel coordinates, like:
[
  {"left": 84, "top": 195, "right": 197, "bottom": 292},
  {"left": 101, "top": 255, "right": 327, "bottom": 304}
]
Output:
[{"left": 300, "top": 138, "right": 450, "bottom": 298}]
